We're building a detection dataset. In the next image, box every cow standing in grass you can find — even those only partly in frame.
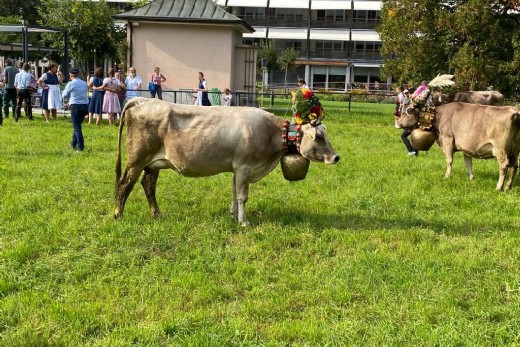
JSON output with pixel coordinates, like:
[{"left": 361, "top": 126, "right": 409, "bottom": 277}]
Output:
[
  {"left": 398, "top": 102, "right": 520, "bottom": 190},
  {"left": 114, "top": 98, "right": 339, "bottom": 226}
]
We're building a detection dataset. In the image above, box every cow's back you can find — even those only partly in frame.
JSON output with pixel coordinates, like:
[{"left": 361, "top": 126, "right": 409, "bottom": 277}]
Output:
[
  {"left": 435, "top": 103, "right": 520, "bottom": 158},
  {"left": 449, "top": 91, "right": 504, "bottom": 106},
  {"left": 123, "top": 99, "right": 285, "bottom": 177}
]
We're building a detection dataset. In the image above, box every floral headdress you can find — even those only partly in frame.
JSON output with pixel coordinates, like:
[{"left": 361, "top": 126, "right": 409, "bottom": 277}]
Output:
[{"left": 292, "top": 87, "right": 324, "bottom": 125}]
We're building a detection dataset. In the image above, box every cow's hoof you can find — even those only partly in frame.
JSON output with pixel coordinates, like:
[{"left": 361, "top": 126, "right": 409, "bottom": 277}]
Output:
[
  {"left": 114, "top": 209, "right": 121, "bottom": 219},
  {"left": 469, "top": 175, "right": 475, "bottom": 180},
  {"left": 229, "top": 209, "right": 238, "bottom": 221},
  {"left": 240, "top": 220, "right": 250, "bottom": 227}
]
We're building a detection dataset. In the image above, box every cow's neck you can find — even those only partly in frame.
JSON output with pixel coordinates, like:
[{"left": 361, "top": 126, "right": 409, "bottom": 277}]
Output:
[{"left": 282, "top": 120, "right": 302, "bottom": 154}]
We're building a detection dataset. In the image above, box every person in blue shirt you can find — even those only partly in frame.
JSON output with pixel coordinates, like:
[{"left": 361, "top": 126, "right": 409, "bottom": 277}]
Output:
[
  {"left": 62, "top": 69, "right": 89, "bottom": 151},
  {"left": 14, "top": 63, "right": 34, "bottom": 121}
]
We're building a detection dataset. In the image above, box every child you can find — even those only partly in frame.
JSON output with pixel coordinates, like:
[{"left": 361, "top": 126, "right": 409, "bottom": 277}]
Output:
[{"left": 223, "top": 88, "right": 233, "bottom": 106}]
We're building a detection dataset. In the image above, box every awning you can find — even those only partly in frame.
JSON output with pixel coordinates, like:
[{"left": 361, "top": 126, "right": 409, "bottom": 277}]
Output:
[
  {"left": 352, "top": 62, "right": 381, "bottom": 67},
  {"left": 352, "top": 1, "right": 382, "bottom": 11},
  {"left": 310, "top": 28, "right": 349, "bottom": 41},
  {"left": 269, "top": 27, "right": 308, "bottom": 40},
  {"left": 226, "top": 0, "right": 268, "bottom": 6},
  {"left": 269, "top": 0, "right": 309, "bottom": 8},
  {"left": 243, "top": 26, "right": 267, "bottom": 38},
  {"left": 351, "top": 30, "right": 380, "bottom": 42},
  {"left": 311, "top": 0, "right": 352, "bottom": 10}
]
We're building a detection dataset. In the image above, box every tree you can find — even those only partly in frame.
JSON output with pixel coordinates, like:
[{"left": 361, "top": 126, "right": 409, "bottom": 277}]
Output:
[
  {"left": 277, "top": 47, "right": 297, "bottom": 94},
  {"left": 0, "top": 0, "right": 41, "bottom": 25},
  {"left": 37, "top": 0, "right": 125, "bottom": 71},
  {"left": 378, "top": 0, "right": 520, "bottom": 98},
  {"left": 257, "top": 39, "right": 279, "bottom": 73}
]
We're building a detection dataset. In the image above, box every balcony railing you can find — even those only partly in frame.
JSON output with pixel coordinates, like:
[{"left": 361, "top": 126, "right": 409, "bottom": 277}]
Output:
[
  {"left": 238, "top": 14, "right": 380, "bottom": 30},
  {"left": 295, "top": 49, "right": 382, "bottom": 61}
]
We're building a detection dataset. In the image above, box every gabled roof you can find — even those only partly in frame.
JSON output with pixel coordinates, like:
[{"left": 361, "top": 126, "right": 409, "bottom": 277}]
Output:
[{"left": 113, "top": 0, "right": 254, "bottom": 33}]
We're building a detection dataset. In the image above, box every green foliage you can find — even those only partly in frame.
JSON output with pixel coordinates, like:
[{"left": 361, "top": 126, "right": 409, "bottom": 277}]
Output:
[
  {"left": 37, "top": 0, "right": 124, "bottom": 66},
  {"left": 0, "top": 0, "right": 41, "bottom": 24},
  {"left": 378, "top": 0, "right": 520, "bottom": 97},
  {"left": 277, "top": 47, "right": 298, "bottom": 94},
  {"left": 2, "top": 104, "right": 520, "bottom": 345},
  {"left": 257, "top": 39, "right": 279, "bottom": 72}
]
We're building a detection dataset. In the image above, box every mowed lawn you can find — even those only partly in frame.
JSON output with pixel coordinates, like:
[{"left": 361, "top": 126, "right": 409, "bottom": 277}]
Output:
[{"left": 1, "top": 101, "right": 520, "bottom": 346}]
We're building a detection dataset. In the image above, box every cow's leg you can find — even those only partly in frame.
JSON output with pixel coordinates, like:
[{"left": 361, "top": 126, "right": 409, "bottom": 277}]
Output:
[
  {"left": 443, "top": 148, "right": 455, "bottom": 178},
  {"left": 495, "top": 153, "right": 509, "bottom": 191},
  {"left": 505, "top": 164, "right": 518, "bottom": 190},
  {"left": 230, "top": 175, "right": 238, "bottom": 220},
  {"left": 114, "top": 166, "right": 143, "bottom": 218},
  {"left": 233, "top": 172, "right": 251, "bottom": 227},
  {"left": 438, "top": 136, "right": 455, "bottom": 179},
  {"left": 463, "top": 154, "right": 475, "bottom": 180},
  {"left": 141, "top": 168, "right": 161, "bottom": 217}
]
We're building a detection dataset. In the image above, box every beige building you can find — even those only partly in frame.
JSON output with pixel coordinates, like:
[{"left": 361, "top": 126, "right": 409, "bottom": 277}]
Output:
[{"left": 113, "top": 0, "right": 257, "bottom": 103}]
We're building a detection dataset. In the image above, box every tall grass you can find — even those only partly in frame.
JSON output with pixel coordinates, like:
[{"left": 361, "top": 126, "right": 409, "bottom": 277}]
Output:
[{"left": 1, "top": 102, "right": 520, "bottom": 346}]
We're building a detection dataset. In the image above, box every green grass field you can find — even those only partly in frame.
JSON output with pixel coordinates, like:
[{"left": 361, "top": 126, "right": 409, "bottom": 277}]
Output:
[{"left": 1, "top": 101, "right": 520, "bottom": 346}]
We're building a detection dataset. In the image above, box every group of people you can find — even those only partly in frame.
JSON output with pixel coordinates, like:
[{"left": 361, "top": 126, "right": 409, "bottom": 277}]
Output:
[
  {"left": 1, "top": 62, "right": 237, "bottom": 150},
  {"left": 0, "top": 60, "right": 39, "bottom": 124},
  {"left": 394, "top": 81, "right": 429, "bottom": 156}
]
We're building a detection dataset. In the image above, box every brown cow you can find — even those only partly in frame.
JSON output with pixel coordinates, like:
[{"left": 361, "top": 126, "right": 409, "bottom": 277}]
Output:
[
  {"left": 432, "top": 90, "right": 505, "bottom": 106},
  {"left": 114, "top": 98, "right": 339, "bottom": 226},
  {"left": 448, "top": 91, "right": 504, "bottom": 105},
  {"left": 398, "top": 102, "right": 520, "bottom": 190}
]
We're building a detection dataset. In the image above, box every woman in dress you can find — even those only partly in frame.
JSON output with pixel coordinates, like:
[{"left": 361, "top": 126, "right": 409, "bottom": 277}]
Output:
[
  {"left": 125, "top": 67, "right": 141, "bottom": 101},
  {"left": 37, "top": 63, "right": 62, "bottom": 123},
  {"left": 87, "top": 67, "right": 105, "bottom": 126},
  {"left": 194, "top": 71, "right": 211, "bottom": 106},
  {"left": 150, "top": 67, "right": 166, "bottom": 100},
  {"left": 101, "top": 68, "right": 121, "bottom": 126}
]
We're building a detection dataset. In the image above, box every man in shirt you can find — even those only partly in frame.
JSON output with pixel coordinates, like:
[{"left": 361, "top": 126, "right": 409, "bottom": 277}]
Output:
[
  {"left": 3, "top": 59, "right": 18, "bottom": 119},
  {"left": 62, "top": 69, "right": 89, "bottom": 151},
  {"left": 14, "top": 63, "right": 34, "bottom": 121}
]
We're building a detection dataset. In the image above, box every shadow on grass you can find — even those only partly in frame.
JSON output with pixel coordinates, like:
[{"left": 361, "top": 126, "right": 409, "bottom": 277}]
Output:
[{"left": 252, "top": 205, "right": 511, "bottom": 235}]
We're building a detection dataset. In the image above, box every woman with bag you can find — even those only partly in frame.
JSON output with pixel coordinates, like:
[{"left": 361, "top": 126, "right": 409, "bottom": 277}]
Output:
[{"left": 150, "top": 67, "right": 166, "bottom": 99}]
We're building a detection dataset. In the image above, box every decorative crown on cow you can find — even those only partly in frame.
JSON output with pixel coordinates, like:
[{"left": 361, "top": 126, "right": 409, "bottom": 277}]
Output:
[{"left": 292, "top": 87, "right": 324, "bottom": 125}]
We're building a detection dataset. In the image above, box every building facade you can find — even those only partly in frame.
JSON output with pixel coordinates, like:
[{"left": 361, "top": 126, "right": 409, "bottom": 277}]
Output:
[
  {"left": 113, "top": 0, "right": 257, "bottom": 103},
  {"left": 215, "top": 0, "right": 384, "bottom": 91}
]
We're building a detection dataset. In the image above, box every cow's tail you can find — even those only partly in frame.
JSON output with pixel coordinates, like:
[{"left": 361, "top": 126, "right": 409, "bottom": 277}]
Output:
[
  {"left": 116, "top": 98, "right": 141, "bottom": 184},
  {"left": 506, "top": 112, "right": 520, "bottom": 163}
]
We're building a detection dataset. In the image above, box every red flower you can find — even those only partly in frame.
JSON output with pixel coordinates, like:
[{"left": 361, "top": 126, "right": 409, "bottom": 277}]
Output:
[
  {"left": 310, "top": 106, "right": 322, "bottom": 116},
  {"left": 303, "top": 90, "right": 313, "bottom": 99}
]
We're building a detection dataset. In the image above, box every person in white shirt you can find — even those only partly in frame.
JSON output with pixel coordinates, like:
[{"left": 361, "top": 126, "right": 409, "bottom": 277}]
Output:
[{"left": 222, "top": 88, "right": 233, "bottom": 106}]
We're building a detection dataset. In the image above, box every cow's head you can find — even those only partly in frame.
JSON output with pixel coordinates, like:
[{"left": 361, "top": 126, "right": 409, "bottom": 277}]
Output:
[
  {"left": 299, "top": 123, "right": 340, "bottom": 164},
  {"left": 397, "top": 106, "right": 420, "bottom": 130}
]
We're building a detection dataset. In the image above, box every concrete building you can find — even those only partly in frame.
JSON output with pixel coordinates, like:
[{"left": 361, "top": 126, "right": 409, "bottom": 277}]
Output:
[
  {"left": 215, "top": 0, "right": 384, "bottom": 91},
  {"left": 113, "top": 0, "right": 257, "bottom": 103}
]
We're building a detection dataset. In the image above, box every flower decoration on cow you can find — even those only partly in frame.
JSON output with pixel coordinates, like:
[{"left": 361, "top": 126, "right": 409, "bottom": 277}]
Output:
[{"left": 292, "top": 87, "right": 323, "bottom": 124}]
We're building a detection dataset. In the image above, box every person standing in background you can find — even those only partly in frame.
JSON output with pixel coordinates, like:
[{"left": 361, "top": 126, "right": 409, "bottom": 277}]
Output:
[
  {"left": 3, "top": 60, "right": 18, "bottom": 120},
  {"left": 87, "top": 67, "right": 105, "bottom": 126},
  {"left": 222, "top": 88, "right": 233, "bottom": 106},
  {"left": 38, "top": 63, "right": 62, "bottom": 123},
  {"left": 101, "top": 68, "right": 121, "bottom": 126},
  {"left": 62, "top": 68, "right": 89, "bottom": 151},
  {"left": 14, "top": 63, "right": 34, "bottom": 122},
  {"left": 150, "top": 67, "right": 166, "bottom": 100},
  {"left": 194, "top": 71, "right": 211, "bottom": 106},
  {"left": 115, "top": 70, "right": 126, "bottom": 119},
  {"left": 125, "top": 67, "right": 142, "bottom": 101}
]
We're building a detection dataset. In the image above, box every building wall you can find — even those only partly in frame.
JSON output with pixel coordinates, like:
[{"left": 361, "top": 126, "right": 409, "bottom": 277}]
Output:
[
  {"left": 129, "top": 22, "right": 250, "bottom": 101},
  {"left": 217, "top": 0, "right": 385, "bottom": 90}
]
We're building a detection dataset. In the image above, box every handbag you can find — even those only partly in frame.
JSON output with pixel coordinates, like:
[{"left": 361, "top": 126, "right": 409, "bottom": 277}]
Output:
[{"left": 148, "top": 81, "right": 155, "bottom": 93}]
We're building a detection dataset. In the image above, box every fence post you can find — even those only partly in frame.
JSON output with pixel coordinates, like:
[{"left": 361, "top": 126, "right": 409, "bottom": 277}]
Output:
[{"left": 270, "top": 90, "right": 274, "bottom": 107}]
